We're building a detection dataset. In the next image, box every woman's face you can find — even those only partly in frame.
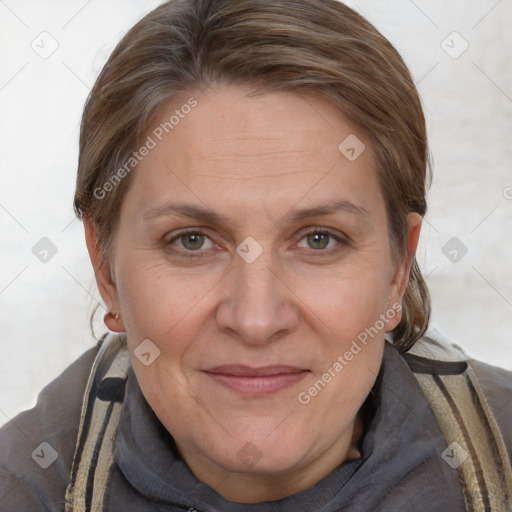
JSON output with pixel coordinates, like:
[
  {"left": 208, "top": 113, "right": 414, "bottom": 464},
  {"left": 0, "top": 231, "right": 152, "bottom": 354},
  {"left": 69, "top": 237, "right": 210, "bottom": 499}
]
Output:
[{"left": 88, "top": 85, "right": 420, "bottom": 497}]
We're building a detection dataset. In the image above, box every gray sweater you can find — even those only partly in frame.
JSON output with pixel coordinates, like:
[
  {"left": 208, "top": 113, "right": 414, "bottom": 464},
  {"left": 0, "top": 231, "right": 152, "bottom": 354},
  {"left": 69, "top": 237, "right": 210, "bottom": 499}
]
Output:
[{"left": 1, "top": 340, "right": 511, "bottom": 511}]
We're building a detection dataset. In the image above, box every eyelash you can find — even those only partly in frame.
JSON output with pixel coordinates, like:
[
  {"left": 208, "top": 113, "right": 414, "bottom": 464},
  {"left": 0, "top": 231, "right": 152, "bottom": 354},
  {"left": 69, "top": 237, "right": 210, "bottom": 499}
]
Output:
[
  {"left": 164, "top": 229, "right": 215, "bottom": 259},
  {"left": 298, "top": 227, "right": 347, "bottom": 252},
  {"left": 165, "top": 227, "right": 348, "bottom": 259}
]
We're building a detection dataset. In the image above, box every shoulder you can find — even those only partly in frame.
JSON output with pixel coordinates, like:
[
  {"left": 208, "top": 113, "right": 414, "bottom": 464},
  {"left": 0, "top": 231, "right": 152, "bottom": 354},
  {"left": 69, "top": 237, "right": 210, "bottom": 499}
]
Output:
[
  {"left": 470, "top": 357, "right": 512, "bottom": 460},
  {"left": 405, "top": 327, "right": 512, "bottom": 462},
  {"left": 0, "top": 342, "right": 100, "bottom": 511}
]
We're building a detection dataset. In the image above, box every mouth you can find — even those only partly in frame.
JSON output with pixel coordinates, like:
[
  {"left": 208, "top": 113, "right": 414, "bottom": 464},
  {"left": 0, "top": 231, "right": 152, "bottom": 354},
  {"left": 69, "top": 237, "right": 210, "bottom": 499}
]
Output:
[{"left": 203, "top": 365, "right": 310, "bottom": 395}]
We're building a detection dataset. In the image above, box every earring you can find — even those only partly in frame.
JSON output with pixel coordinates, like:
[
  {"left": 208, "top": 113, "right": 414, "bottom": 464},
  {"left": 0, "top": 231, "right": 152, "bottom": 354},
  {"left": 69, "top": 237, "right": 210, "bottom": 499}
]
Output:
[{"left": 103, "top": 311, "right": 122, "bottom": 331}]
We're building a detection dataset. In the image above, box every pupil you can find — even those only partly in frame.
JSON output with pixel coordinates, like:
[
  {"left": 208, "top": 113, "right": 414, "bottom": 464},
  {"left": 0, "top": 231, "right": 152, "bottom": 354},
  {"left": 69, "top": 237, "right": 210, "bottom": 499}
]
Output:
[
  {"left": 308, "top": 233, "right": 329, "bottom": 249},
  {"left": 183, "top": 234, "right": 204, "bottom": 250}
]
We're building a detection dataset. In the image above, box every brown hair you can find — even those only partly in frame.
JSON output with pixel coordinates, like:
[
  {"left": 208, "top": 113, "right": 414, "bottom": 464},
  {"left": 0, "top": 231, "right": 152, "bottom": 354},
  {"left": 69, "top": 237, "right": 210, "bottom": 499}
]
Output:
[{"left": 74, "top": 0, "right": 431, "bottom": 353}]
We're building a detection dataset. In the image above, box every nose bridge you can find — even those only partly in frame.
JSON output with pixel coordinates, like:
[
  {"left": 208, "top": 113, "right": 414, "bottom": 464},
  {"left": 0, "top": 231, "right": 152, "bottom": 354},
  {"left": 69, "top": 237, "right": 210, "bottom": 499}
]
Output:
[
  {"left": 217, "top": 247, "right": 297, "bottom": 344},
  {"left": 238, "top": 251, "right": 276, "bottom": 305},
  {"left": 236, "top": 248, "right": 280, "bottom": 317}
]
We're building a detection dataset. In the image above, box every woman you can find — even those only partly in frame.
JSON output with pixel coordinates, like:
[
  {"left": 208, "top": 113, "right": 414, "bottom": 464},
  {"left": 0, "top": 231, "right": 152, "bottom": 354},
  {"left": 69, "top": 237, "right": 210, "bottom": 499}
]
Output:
[{"left": 1, "top": 0, "right": 511, "bottom": 510}]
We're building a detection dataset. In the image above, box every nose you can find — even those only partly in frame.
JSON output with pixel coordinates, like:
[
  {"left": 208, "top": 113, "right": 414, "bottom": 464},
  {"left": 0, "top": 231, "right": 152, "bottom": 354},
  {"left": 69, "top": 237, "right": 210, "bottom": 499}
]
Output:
[{"left": 215, "top": 251, "right": 299, "bottom": 346}]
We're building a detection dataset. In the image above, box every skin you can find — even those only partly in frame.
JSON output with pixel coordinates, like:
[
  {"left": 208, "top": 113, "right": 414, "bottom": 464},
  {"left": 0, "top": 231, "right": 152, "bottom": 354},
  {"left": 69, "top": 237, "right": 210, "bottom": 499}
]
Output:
[{"left": 85, "top": 85, "right": 422, "bottom": 503}]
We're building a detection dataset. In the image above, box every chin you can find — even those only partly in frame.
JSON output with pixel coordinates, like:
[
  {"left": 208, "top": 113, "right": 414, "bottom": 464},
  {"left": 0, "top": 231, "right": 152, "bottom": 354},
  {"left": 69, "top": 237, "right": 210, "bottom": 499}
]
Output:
[{"left": 207, "top": 430, "right": 311, "bottom": 475}]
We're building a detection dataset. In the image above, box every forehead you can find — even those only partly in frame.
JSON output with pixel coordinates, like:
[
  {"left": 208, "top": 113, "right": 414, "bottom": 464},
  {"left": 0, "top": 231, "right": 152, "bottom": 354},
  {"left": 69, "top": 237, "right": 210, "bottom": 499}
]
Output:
[{"left": 123, "top": 85, "right": 383, "bottom": 220}]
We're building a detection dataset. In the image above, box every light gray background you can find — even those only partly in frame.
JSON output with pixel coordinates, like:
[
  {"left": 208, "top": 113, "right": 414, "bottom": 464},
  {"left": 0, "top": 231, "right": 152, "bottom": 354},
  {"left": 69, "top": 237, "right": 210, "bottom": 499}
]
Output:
[{"left": 1, "top": 0, "right": 511, "bottom": 427}]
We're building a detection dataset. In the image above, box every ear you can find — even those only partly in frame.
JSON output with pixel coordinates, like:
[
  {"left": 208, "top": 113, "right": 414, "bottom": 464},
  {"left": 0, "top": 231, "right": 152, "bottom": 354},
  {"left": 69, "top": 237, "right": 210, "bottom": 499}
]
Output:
[
  {"left": 386, "top": 212, "right": 422, "bottom": 330},
  {"left": 84, "top": 218, "right": 124, "bottom": 332}
]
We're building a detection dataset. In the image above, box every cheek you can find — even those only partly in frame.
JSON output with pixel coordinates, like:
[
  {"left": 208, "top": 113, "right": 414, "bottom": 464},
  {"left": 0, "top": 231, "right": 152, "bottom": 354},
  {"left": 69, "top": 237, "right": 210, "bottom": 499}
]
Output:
[
  {"left": 295, "top": 260, "right": 392, "bottom": 342},
  {"left": 116, "top": 255, "right": 223, "bottom": 340},
  {"left": 293, "top": 270, "right": 388, "bottom": 430},
  {"left": 115, "top": 260, "right": 222, "bottom": 424}
]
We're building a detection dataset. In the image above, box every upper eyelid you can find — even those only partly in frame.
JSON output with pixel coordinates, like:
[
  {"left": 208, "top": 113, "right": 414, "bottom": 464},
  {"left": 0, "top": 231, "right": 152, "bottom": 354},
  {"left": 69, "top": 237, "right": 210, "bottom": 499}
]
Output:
[
  {"left": 166, "top": 227, "right": 214, "bottom": 241},
  {"left": 167, "top": 226, "right": 343, "bottom": 240},
  {"left": 299, "top": 226, "right": 343, "bottom": 237}
]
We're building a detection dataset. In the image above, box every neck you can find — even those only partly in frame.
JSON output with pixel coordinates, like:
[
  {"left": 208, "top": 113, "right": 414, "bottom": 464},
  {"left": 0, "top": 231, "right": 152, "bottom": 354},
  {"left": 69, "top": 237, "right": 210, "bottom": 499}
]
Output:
[{"left": 177, "top": 413, "right": 363, "bottom": 504}]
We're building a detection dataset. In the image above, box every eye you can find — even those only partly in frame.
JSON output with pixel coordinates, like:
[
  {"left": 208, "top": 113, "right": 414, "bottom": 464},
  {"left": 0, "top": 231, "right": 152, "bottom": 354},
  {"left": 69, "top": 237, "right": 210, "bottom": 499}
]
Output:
[
  {"left": 297, "top": 230, "right": 343, "bottom": 251},
  {"left": 172, "top": 231, "right": 215, "bottom": 251}
]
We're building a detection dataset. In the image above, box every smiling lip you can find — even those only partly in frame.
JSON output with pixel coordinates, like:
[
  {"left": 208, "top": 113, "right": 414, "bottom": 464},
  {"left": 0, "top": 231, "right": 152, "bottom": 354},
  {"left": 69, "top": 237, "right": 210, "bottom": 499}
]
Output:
[{"left": 203, "top": 365, "right": 310, "bottom": 395}]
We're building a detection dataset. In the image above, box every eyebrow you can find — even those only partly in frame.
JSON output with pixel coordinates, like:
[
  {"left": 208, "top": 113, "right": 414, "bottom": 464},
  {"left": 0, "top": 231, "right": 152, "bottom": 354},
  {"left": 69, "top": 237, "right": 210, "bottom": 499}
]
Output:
[
  {"left": 287, "top": 200, "right": 370, "bottom": 223},
  {"left": 142, "top": 202, "right": 223, "bottom": 223},
  {"left": 142, "top": 199, "right": 370, "bottom": 225}
]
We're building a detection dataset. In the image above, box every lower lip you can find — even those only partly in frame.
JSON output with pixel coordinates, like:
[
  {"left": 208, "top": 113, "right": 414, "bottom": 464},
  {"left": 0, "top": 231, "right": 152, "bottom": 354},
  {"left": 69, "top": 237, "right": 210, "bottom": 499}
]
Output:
[{"left": 205, "top": 371, "right": 309, "bottom": 395}]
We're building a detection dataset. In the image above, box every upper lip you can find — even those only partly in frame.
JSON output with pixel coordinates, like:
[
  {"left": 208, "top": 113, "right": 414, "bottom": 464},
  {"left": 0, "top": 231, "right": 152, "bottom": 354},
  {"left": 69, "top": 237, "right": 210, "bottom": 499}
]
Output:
[{"left": 204, "top": 365, "right": 309, "bottom": 377}]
